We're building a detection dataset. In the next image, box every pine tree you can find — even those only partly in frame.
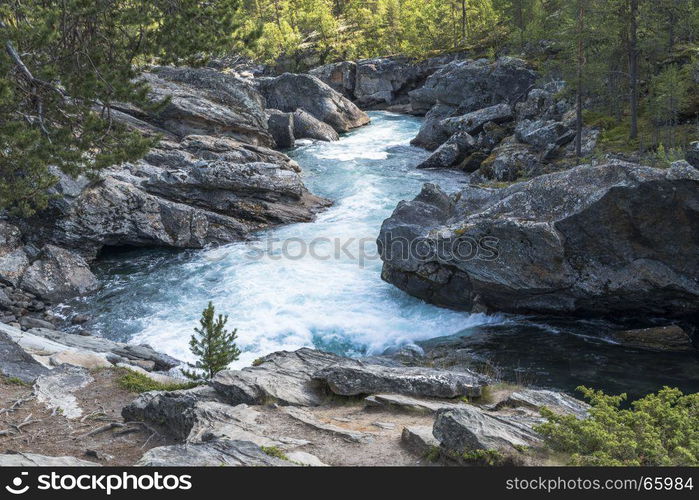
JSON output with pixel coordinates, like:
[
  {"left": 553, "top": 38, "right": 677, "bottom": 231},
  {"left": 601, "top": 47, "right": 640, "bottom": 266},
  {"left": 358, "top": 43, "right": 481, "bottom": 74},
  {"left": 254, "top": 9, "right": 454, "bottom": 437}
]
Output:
[
  {"left": 183, "top": 302, "right": 241, "bottom": 382},
  {"left": 1, "top": 0, "right": 244, "bottom": 216}
]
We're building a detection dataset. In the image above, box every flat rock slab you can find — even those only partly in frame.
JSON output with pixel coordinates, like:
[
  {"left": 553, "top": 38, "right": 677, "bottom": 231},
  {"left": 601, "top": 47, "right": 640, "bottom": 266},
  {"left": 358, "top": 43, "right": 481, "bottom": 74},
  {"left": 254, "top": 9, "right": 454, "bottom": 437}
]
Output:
[
  {"left": 434, "top": 406, "right": 543, "bottom": 455},
  {"left": 136, "top": 439, "right": 293, "bottom": 466},
  {"left": 496, "top": 389, "right": 589, "bottom": 419},
  {"left": 0, "top": 329, "right": 50, "bottom": 383},
  {"left": 401, "top": 426, "right": 440, "bottom": 455},
  {"left": 286, "top": 451, "right": 328, "bottom": 467},
  {"left": 212, "top": 348, "right": 346, "bottom": 406},
  {"left": 188, "top": 401, "right": 310, "bottom": 450},
  {"left": 50, "top": 350, "right": 112, "bottom": 370},
  {"left": 282, "top": 407, "right": 374, "bottom": 444},
  {"left": 0, "top": 453, "right": 98, "bottom": 466},
  {"left": 315, "top": 364, "right": 485, "bottom": 398},
  {"left": 365, "top": 393, "right": 470, "bottom": 414},
  {"left": 34, "top": 365, "right": 93, "bottom": 419},
  {"left": 25, "top": 327, "right": 179, "bottom": 370}
]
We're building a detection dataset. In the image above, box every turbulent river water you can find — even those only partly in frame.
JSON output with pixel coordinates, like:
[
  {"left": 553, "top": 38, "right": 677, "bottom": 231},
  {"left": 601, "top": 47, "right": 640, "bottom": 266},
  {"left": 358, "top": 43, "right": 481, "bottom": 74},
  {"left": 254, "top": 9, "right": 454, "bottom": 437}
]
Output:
[{"left": 63, "top": 111, "right": 699, "bottom": 397}]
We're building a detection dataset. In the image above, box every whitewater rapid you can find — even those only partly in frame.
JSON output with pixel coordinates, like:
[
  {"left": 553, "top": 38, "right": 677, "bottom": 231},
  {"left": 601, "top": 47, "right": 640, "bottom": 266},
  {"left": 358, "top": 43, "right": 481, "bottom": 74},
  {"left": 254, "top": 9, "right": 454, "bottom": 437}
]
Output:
[{"left": 69, "top": 112, "right": 506, "bottom": 368}]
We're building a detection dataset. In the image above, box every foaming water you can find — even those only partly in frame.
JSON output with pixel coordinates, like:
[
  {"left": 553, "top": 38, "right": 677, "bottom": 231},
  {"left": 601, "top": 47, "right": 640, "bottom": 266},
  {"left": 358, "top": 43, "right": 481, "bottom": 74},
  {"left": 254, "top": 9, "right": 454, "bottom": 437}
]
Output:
[{"left": 69, "top": 112, "right": 505, "bottom": 368}]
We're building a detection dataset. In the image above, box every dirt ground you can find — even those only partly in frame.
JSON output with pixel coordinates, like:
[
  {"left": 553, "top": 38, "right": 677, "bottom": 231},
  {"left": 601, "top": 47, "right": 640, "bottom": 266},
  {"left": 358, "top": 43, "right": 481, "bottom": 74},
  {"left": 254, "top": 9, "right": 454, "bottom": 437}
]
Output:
[
  {"left": 0, "top": 369, "right": 175, "bottom": 465},
  {"left": 254, "top": 403, "right": 438, "bottom": 466}
]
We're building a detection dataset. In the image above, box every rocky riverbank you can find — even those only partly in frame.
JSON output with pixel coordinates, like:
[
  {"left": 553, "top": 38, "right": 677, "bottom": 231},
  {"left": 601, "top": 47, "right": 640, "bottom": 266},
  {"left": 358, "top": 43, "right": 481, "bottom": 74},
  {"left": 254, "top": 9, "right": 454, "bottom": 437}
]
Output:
[
  {"left": 0, "top": 63, "right": 371, "bottom": 327},
  {"left": 0, "top": 321, "right": 590, "bottom": 466}
]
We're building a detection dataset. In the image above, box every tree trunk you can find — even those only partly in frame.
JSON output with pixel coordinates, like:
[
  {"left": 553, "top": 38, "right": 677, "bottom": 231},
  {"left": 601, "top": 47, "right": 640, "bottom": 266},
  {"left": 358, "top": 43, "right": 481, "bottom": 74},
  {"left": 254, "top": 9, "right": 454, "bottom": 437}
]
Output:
[
  {"left": 629, "top": 0, "right": 639, "bottom": 140},
  {"left": 575, "top": 0, "right": 585, "bottom": 159},
  {"left": 461, "top": 0, "right": 467, "bottom": 42}
]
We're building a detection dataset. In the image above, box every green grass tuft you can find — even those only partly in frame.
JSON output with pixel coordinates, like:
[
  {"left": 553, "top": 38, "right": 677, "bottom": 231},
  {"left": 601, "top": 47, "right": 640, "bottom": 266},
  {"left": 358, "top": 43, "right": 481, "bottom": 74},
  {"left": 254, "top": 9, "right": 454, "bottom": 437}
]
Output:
[
  {"left": 116, "top": 368, "right": 198, "bottom": 393},
  {"left": 261, "top": 446, "right": 288, "bottom": 461}
]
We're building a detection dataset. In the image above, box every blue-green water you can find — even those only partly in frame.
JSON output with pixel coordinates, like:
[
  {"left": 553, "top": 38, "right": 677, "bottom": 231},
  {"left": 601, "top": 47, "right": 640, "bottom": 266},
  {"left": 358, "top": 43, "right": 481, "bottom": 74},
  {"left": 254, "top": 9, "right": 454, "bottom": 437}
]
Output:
[
  {"left": 62, "top": 111, "right": 699, "bottom": 396},
  {"left": 65, "top": 112, "right": 504, "bottom": 367}
]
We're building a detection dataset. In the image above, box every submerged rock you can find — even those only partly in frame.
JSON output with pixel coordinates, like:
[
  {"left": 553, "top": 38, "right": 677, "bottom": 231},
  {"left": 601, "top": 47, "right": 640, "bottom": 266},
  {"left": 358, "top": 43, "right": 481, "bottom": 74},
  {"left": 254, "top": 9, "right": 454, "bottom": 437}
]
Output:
[
  {"left": 613, "top": 325, "right": 694, "bottom": 352},
  {"left": 379, "top": 161, "right": 699, "bottom": 317}
]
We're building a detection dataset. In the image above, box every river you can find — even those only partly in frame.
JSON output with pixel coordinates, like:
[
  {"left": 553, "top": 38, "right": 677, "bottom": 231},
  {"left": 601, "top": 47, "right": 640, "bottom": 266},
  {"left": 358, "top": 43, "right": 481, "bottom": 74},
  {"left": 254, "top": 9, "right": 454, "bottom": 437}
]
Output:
[{"left": 61, "top": 111, "right": 699, "bottom": 397}]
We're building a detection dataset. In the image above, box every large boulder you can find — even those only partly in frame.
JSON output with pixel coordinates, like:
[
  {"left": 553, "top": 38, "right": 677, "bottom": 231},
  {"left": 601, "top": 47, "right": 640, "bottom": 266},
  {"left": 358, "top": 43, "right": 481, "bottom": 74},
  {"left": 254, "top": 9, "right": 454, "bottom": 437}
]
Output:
[
  {"left": 409, "top": 57, "right": 536, "bottom": 113},
  {"left": 292, "top": 109, "right": 340, "bottom": 142},
  {"left": 18, "top": 245, "right": 99, "bottom": 301},
  {"left": 471, "top": 136, "right": 543, "bottom": 182},
  {"left": 441, "top": 104, "right": 515, "bottom": 137},
  {"left": 378, "top": 161, "right": 699, "bottom": 317},
  {"left": 257, "top": 73, "right": 370, "bottom": 133},
  {"left": 416, "top": 132, "right": 476, "bottom": 169},
  {"left": 309, "top": 61, "right": 357, "bottom": 99},
  {"left": 211, "top": 348, "right": 344, "bottom": 406},
  {"left": 410, "top": 58, "right": 536, "bottom": 150},
  {"left": 0, "top": 330, "right": 50, "bottom": 383},
  {"left": 139, "top": 67, "right": 273, "bottom": 146},
  {"left": 314, "top": 363, "right": 485, "bottom": 398},
  {"left": 266, "top": 109, "right": 295, "bottom": 148},
  {"left": 433, "top": 406, "right": 543, "bottom": 455}
]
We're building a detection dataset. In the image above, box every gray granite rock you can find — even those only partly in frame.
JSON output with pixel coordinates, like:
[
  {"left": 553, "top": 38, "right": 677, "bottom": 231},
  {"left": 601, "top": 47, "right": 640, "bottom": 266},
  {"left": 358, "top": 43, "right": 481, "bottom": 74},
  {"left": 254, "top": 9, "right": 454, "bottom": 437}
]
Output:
[
  {"left": 0, "top": 330, "right": 50, "bottom": 383},
  {"left": 433, "top": 406, "right": 543, "bottom": 455},
  {"left": 315, "top": 363, "right": 485, "bottom": 398},
  {"left": 379, "top": 161, "right": 699, "bottom": 317},
  {"left": 136, "top": 439, "right": 293, "bottom": 466}
]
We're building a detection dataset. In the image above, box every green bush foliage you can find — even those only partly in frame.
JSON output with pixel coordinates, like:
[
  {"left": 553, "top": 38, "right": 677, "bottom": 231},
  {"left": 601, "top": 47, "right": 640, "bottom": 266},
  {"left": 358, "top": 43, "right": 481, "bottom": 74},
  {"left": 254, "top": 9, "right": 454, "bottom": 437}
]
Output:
[{"left": 536, "top": 386, "right": 699, "bottom": 466}]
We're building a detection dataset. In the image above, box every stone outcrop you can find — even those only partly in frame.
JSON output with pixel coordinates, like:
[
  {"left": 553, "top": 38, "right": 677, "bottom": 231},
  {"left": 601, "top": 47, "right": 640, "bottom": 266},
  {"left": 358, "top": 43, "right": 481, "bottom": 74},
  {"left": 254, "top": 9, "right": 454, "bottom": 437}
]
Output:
[
  {"left": 293, "top": 109, "right": 340, "bottom": 142},
  {"left": 266, "top": 109, "right": 295, "bottom": 148},
  {"left": 256, "top": 73, "right": 370, "bottom": 133},
  {"left": 410, "top": 57, "right": 536, "bottom": 150},
  {"left": 310, "top": 55, "right": 465, "bottom": 110},
  {"left": 211, "top": 348, "right": 342, "bottom": 407},
  {"left": 378, "top": 161, "right": 699, "bottom": 317},
  {"left": 0, "top": 322, "right": 180, "bottom": 372},
  {"left": 136, "top": 439, "right": 292, "bottom": 467},
  {"left": 495, "top": 389, "right": 590, "bottom": 419},
  {"left": 314, "top": 364, "right": 485, "bottom": 398}
]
